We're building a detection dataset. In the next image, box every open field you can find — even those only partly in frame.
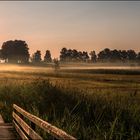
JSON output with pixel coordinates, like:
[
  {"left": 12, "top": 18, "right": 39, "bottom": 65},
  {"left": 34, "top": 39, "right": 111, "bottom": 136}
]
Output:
[
  {"left": 0, "top": 64, "right": 140, "bottom": 93},
  {"left": 0, "top": 64, "right": 140, "bottom": 139}
]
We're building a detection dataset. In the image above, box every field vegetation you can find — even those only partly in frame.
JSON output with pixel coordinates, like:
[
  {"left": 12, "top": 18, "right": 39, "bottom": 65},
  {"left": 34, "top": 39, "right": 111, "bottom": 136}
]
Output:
[{"left": 0, "top": 64, "right": 139, "bottom": 139}]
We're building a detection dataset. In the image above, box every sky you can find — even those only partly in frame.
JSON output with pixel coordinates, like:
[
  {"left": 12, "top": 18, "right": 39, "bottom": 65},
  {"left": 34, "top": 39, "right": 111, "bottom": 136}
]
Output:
[{"left": 0, "top": 1, "right": 140, "bottom": 58}]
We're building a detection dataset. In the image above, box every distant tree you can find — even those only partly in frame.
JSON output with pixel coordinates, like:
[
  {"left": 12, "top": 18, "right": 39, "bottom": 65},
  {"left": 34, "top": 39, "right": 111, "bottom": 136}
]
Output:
[
  {"left": 53, "top": 58, "right": 60, "bottom": 71},
  {"left": 137, "top": 52, "right": 140, "bottom": 60},
  {"left": 127, "top": 50, "right": 137, "bottom": 61},
  {"left": 89, "top": 51, "right": 97, "bottom": 62},
  {"left": 44, "top": 50, "right": 52, "bottom": 62},
  {"left": 0, "top": 50, "right": 2, "bottom": 59},
  {"left": 98, "top": 48, "right": 111, "bottom": 62},
  {"left": 1, "top": 40, "right": 29, "bottom": 63},
  {"left": 71, "top": 49, "right": 78, "bottom": 61},
  {"left": 60, "top": 47, "right": 67, "bottom": 61},
  {"left": 136, "top": 52, "right": 140, "bottom": 65},
  {"left": 82, "top": 51, "right": 89, "bottom": 62},
  {"left": 59, "top": 47, "right": 138, "bottom": 63},
  {"left": 32, "top": 50, "right": 41, "bottom": 63},
  {"left": 120, "top": 50, "right": 128, "bottom": 62},
  {"left": 67, "top": 49, "right": 72, "bottom": 61},
  {"left": 110, "top": 49, "right": 121, "bottom": 62},
  {"left": 60, "top": 47, "right": 90, "bottom": 62},
  {"left": 77, "top": 51, "right": 82, "bottom": 61}
]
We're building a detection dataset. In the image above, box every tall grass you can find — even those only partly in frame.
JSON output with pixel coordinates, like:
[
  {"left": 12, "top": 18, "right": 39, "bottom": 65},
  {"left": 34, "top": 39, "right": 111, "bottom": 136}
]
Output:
[{"left": 0, "top": 78, "right": 139, "bottom": 139}]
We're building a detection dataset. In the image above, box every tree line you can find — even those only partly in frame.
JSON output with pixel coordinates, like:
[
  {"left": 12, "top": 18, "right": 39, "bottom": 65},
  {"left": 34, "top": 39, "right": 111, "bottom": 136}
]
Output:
[
  {"left": 33, "top": 48, "right": 140, "bottom": 63},
  {"left": 0, "top": 40, "right": 52, "bottom": 63},
  {"left": 59, "top": 47, "right": 140, "bottom": 63},
  {"left": 0, "top": 40, "right": 140, "bottom": 64}
]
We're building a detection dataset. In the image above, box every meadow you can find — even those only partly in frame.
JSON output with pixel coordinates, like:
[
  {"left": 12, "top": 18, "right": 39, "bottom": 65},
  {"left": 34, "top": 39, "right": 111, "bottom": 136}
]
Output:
[{"left": 0, "top": 63, "right": 139, "bottom": 139}]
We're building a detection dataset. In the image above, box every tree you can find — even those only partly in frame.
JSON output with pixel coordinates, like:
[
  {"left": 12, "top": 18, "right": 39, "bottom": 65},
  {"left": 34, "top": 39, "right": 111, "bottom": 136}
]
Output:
[
  {"left": 127, "top": 50, "right": 137, "bottom": 61},
  {"left": 1, "top": 40, "right": 29, "bottom": 63},
  {"left": 82, "top": 51, "right": 89, "bottom": 62},
  {"left": 60, "top": 47, "right": 67, "bottom": 61},
  {"left": 71, "top": 49, "right": 79, "bottom": 61},
  {"left": 110, "top": 49, "right": 121, "bottom": 62},
  {"left": 136, "top": 52, "right": 140, "bottom": 65},
  {"left": 98, "top": 48, "right": 111, "bottom": 62},
  {"left": 32, "top": 50, "right": 41, "bottom": 63},
  {"left": 120, "top": 50, "right": 128, "bottom": 62},
  {"left": 137, "top": 52, "right": 140, "bottom": 60},
  {"left": 53, "top": 58, "right": 60, "bottom": 71},
  {"left": 66, "top": 49, "right": 72, "bottom": 61},
  {"left": 77, "top": 51, "right": 82, "bottom": 61},
  {"left": 89, "top": 51, "right": 96, "bottom": 62},
  {"left": 44, "top": 50, "right": 52, "bottom": 62},
  {"left": 60, "top": 47, "right": 91, "bottom": 62}
]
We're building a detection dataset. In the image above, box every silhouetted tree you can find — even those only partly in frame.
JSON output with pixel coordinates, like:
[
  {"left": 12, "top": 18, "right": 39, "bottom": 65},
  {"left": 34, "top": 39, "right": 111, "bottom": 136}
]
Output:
[
  {"left": 127, "top": 50, "right": 137, "bottom": 61},
  {"left": 59, "top": 47, "right": 140, "bottom": 63},
  {"left": 1, "top": 40, "right": 29, "bottom": 63},
  {"left": 78, "top": 51, "right": 83, "bottom": 61},
  {"left": 110, "top": 49, "right": 121, "bottom": 62},
  {"left": 120, "top": 50, "right": 128, "bottom": 62},
  {"left": 82, "top": 51, "right": 89, "bottom": 62},
  {"left": 60, "top": 48, "right": 89, "bottom": 62},
  {"left": 44, "top": 50, "right": 52, "bottom": 62},
  {"left": 32, "top": 50, "right": 41, "bottom": 62},
  {"left": 67, "top": 49, "right": 72, "bottom": 61},
  {"left": 97, "top": 48, "right": 137, "bottom": 62},
  {"left": 90, "top": 51, "right": 96, "bottom": 62},
  {"left": 60, "top": 47, "right": 67, "bottom": 61},
  {"left": 71, "top": 49, "right": 78, "bottom": 61},
  {"left": 53, "top": 58, "right": 60, "bottom": 71},
  {"left": 137, "top": 52, "right": 140, "bottom": 60},
  {"left": 0, "top": 50, "right": 2, "bottom": 59},
  {"left": 137, "top": 52, "right": 140, "bottom": 66},
  {"left": 98, "top": 48, "right": 111, "bottom": 62}
]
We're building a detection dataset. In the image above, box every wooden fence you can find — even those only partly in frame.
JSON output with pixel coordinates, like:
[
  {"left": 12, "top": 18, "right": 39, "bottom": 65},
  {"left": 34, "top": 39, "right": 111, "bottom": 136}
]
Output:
[{"left": 13, "top": 104, "right": 76, "bottom": 140}]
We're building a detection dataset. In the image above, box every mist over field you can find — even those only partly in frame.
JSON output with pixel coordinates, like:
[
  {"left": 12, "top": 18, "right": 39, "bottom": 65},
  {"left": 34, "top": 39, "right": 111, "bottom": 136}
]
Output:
[{"left": 0, "top": 63, "right": 140, "bottom": 72}]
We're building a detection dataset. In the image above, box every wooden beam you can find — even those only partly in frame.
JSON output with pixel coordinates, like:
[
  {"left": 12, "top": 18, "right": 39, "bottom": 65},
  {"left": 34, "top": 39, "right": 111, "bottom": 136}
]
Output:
[
  {"left": 13, "top": 112, "right": 43, "bottom": 140},
  {"left": 13, "top": 104, "right": 76, "bottom": 140},
  {"left": 13, "top": 120, "right": 29, "bottom": 140}
]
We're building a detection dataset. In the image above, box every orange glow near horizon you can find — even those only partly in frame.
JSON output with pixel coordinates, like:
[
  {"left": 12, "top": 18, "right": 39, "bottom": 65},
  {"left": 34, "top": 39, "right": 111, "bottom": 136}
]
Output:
[{"left": 0, "top": 1, "right": 140, "bottom": 58}]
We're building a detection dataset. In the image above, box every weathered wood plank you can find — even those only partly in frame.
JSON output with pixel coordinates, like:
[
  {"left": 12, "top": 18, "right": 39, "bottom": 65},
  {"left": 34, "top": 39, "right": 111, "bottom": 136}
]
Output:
[
  {"left": 13, "top": 120, "right": 29, "bottom": 140},
  {"left": 0, "top": 123, "right": 13, "bottom": 126},
  {"left": 0, "top": 126, "right": 16, "bottom": 140},
  {"left": 13, "top": 112, "right": 43, "bottom": 140},
  {"left": 13, "top": 104, "right": 76, "bottom": 140},
  {"left": 0, "top": 125, "right": 13, "bottom": 129},
  {"left": 0, "top": 115, "right": 4, "bottom": 123},
  {"left": 0, "top": 114, "right": 16, "bottom": 140}
]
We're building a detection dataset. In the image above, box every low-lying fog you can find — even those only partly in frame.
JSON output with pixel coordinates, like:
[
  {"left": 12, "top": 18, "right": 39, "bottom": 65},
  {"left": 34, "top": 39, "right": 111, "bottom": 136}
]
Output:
[{"left": 0, "top": 63, "right": 140, "bottom": 73}]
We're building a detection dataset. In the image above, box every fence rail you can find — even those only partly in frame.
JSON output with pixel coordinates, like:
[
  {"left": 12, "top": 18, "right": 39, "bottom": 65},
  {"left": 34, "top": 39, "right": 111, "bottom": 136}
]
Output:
[{"left": 13, "top": 104, "right": 76, "bottom": 140}]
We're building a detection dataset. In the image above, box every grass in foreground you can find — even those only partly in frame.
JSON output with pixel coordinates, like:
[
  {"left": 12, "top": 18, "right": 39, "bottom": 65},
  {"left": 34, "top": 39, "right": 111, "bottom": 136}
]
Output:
[{"left": 0, "top": 78, "right": 139, "bottom": 140}]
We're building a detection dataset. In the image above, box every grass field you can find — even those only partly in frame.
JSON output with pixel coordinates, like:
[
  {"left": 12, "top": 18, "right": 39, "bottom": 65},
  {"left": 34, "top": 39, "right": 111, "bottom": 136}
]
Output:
[{"left": 0, "top": 63, "right": 140, "bottom": 139}]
